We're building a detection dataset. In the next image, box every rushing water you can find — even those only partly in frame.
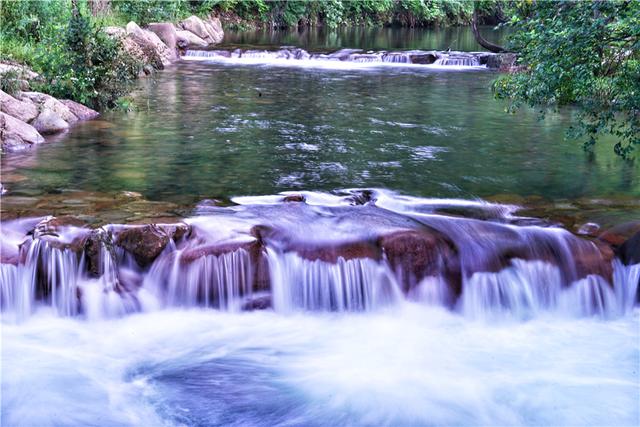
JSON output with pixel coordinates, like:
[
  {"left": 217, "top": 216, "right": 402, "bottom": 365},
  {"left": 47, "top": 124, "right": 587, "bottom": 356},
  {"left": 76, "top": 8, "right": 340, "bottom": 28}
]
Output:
[{"left": 1, "top": 28, "right": 639, "bottom": 426}]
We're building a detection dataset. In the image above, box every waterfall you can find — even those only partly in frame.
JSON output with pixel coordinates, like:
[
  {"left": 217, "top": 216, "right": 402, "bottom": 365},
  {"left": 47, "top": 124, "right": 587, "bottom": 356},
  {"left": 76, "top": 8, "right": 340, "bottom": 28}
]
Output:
[
  {"left": 144, "top": 247, "right": 254, "bottom": 310},
  {"left": 1, "top": 192, "right": 638, "bottom": 320},
  {"left": 0, "top": 232, "right": 133, "bottom": 321},
  {"left": 183, "top": 48, "right": 487, "bottom": 69},
  {"left": 433, "top": 56, "right": 480, "bottom": 67},
  {"left": 267, "top": 248, "right": 401, "bottom": 312}
]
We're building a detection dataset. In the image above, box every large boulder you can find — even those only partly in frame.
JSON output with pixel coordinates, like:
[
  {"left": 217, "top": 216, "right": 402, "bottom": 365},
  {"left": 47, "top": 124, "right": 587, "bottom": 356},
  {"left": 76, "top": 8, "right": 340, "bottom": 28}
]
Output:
[
  {"left": 146, "top": 22, "right": 178, "bottom": 51},
  {"left": 114, "top": 223, "right": 189, "bottom": 266},
  {"left": 620, "top": 232, "right": 640, "bottom": 265},
  {"left": 60, "top": 99, "right": 99, "bottom": 120},
  {"left": 19, "top": 91, "right": 78, "bottom": 124},
  {"left": 31, "top": 108, "right": 69, "bottom": 134},
  {"left": 380, "top": 229, "right": 461, "bottom": 295},
  {"left": 206, "top": 16, "right": 224, "bottom": 43},
  {"left": 175, "top": 30, "right": 208, "bottom": 48},
  {"left": 126, "top": 21, "right": 175, "bottom": 65},
  {"left": 0, "top": 111, "right": 44, "bottom": 149},
  {"left": 0, "top": 89, "right": 38, "bottom": 122},
  {"left": 179, "top": 15, "right": 222, "bottom": 45}
]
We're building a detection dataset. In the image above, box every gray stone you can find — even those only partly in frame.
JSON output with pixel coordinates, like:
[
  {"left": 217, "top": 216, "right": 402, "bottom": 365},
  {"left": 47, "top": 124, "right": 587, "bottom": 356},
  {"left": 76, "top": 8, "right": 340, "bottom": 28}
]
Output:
[
  {"left": 20, "top": 91, "right": 78, "bottom": 124},
  {"left": 0, "top": 111, "right": 44, "bottom": 149},
  {"left": 176, "top": 30, "right": 208, "bottom": 48},
  {"left": 0, "top": 89, "right": 38, "bottom": 122},
  {"left": 60, "top": 99, "right": 99, "bottom": 120},
  {"left": 31, "top": 108, "right": 69, "bottom": 134}
]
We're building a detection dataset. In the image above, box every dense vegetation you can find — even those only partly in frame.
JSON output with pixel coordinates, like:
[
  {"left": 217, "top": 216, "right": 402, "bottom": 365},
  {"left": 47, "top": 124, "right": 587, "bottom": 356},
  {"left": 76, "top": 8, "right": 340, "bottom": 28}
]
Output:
[{"left": 494, "top": 1, "right": 639, "bottom": 158}]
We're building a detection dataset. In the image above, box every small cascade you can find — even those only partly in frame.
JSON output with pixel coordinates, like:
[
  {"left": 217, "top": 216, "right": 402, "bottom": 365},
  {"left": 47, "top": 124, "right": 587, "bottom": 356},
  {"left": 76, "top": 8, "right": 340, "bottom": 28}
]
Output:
[
  {"left": 144, "top": 247, "right": 254, "bottom": 310},
  {"left": 183, "top": 48, "right": 487, "bottom": 69},
  {"left": 0, "top": 230, "right": 134, "bottom": 321},
  {"left": 613, "top": 259, "right": 640, "bottom": 313},
  {"left": 434, "top": 56, "right": 480, "bottom": 67},
  {"left": 1, "top": 190, "right": 638, "bottom": 321},
  {"left": 382, "top": 52, "right": 412, "bottom": 63},
  {"left": 267, "top": 248, "right": 401, "bottom": 312}
]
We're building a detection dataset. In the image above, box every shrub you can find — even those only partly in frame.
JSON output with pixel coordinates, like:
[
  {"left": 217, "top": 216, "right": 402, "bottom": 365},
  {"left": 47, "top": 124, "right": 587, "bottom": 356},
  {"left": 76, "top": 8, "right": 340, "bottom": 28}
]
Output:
[{"left": 34, "top": 5, "right": 142, "bottom": 110}]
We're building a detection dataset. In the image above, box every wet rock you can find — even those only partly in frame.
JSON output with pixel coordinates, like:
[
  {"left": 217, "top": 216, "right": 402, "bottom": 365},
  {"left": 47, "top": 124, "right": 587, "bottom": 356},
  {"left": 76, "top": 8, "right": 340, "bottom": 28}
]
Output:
[
  {"left": 599, "top": 221, "right": 640, "bottom": 247},
  {"left": 114, "top": 224, "right": 171, "bottom": 266},
  {"left": 19, "top": 91, "right": 78, "bottom": 124},
  {"left": 577, "top": 222, "right": 600, "bottom": 237},
  {"left": 292, "top": 240, "right": 381, "bottom": 263},
  {"left": 176, "top": 30, "right": 208, "bottom": 48},
  {"left": 31, "top": 108, "right": 69, "bottom": 134},
  {"left": 241, "top": 293, "right": 272, "bottom": 311},
  {"left": 409, "top": 52, "right": 437, "bottom": 64},
  {"left": 0, "top": 111, "right": 44, "bottom": 149},
  {"left": 283, "top": 194, "right": 305, "bottom": 203},
  {"left": 60, "top": 99, "right": 99, "bottom": 120},
  {"left": 619, "top": 232, "right": 640, "bottom": 265},
  {"left": 380, "top": 228, "right": 461, "bottom": 295},
  {"left": 147, "top": 22, "right": 178, "bottom": 51},
  {"left": 0, "top": 89, "right": 38, "bottom": 122}
]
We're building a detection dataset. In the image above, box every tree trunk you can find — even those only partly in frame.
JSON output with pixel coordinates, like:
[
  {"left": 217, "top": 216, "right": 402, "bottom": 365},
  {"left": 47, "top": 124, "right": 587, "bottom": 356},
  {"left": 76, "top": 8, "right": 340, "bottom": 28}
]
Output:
[{"left": 471, "top": 9, "right": 507, "bottom": 53}]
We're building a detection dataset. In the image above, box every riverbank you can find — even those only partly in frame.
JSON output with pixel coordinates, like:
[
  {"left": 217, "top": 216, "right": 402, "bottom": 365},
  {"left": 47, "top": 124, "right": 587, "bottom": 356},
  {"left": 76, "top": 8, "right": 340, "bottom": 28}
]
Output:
[{"left": 0, "top": 14, "right": 223, "bottom": 152}]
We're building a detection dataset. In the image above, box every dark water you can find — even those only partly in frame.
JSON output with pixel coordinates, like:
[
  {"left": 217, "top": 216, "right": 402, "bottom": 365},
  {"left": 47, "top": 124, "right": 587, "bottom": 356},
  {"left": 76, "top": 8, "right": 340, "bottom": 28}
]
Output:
[
  {"left": 220, "top": 25, "right": 509, "bottom": 51},
  {"left": 1, "top": 27, "right": 638, "bottom": 216}
]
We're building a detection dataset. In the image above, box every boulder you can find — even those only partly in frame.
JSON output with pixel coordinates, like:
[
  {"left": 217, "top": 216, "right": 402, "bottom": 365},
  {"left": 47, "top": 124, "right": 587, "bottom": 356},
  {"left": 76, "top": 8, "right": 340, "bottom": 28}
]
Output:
[
  {"left": 146, "top": 22, "right": 178, "bottom": 51},
  {"left": 31, "top": 108, "right": 69, "bottom": 134},
  {"left": 114, "top": 223, "right": 189, "bottom": 266},
  {"left": 0, "top": 111, "right": 44, "bottom": 149},
  {"left": 0, "top": 89, "right": 38, "bottom": 122},
  {"left": 175, "top": 30, "right": 208, "bottom": 48},
  {"left": 179, "top": 15, "right": 222, "bottom": 45},
  {"left": 60, "top": 99, "right": 99, "bottom": 120},
  {"left": 19, "top": 91, "right": 78, "bottom": 124},
  {"left": 380, "top": 229, "right": 461, "bottom": 295},
  {"left": 619, "top": 232, "right": 640, "bottom": 265},
  {"left": 205, "top": 16, "right": 224, "bottom": 43},
  {"left": 126, "top": 21, "right": 175, "bottom": 65}
]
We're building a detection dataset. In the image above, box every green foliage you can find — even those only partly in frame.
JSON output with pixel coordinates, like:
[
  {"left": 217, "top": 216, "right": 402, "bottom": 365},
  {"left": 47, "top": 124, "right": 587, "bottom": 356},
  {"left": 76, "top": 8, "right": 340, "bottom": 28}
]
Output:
[
  {"left": 494, "top": 1, "right": 639, "bottom": 158},
  {"left": 111, "top": 0, "right": 191, "bottom": 25},
  {"left": 0, "top": 0, "right": 71, "bottom": 42},
  {"left": 34, "top": 5, "right": 141, "bottom": 110}
]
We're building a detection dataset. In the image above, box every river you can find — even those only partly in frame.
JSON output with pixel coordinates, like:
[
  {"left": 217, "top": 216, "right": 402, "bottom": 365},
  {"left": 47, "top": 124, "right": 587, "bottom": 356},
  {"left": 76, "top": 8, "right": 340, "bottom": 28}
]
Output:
[{"left": 1, "top": 27, "right": 639, "bottom": 427}]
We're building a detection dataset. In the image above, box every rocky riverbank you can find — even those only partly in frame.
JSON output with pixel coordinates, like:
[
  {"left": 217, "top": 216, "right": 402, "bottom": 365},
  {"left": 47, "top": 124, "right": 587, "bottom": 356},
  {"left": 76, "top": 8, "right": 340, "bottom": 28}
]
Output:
[{"left": 0, "top": 14, "right": 223, "bottom": 153}]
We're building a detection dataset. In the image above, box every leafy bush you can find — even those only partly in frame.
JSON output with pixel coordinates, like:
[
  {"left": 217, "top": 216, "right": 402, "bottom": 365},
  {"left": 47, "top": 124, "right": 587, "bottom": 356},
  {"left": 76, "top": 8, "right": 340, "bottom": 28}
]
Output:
[
  {"left": 494, "top": 1, "right": 639, "bottom": 157},
  {"left": 34, "top": 6, "right": 141, "bottom": 110}
]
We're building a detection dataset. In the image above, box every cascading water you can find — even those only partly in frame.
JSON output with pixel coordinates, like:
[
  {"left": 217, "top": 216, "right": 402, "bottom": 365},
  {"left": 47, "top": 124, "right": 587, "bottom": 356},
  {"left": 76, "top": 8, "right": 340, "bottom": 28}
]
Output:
[
  {"left": 1, "top": 190, "right": 638, "bottom": 321},
  {"left": 144, "top": 246, "right": 254, "bottom": 310},
  {"left": 182, "top": 47, "right": 488, "bottom": 69},
  {"left": 267, "top": 248, "right": 401, "bottom": 312}
]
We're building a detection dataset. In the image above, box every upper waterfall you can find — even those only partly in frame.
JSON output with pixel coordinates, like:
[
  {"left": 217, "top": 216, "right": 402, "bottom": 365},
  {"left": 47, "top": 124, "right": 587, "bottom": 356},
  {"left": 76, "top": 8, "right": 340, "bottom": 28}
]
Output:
[{"left": 183, "top": 47, "right": 494, "bottom": 69}]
